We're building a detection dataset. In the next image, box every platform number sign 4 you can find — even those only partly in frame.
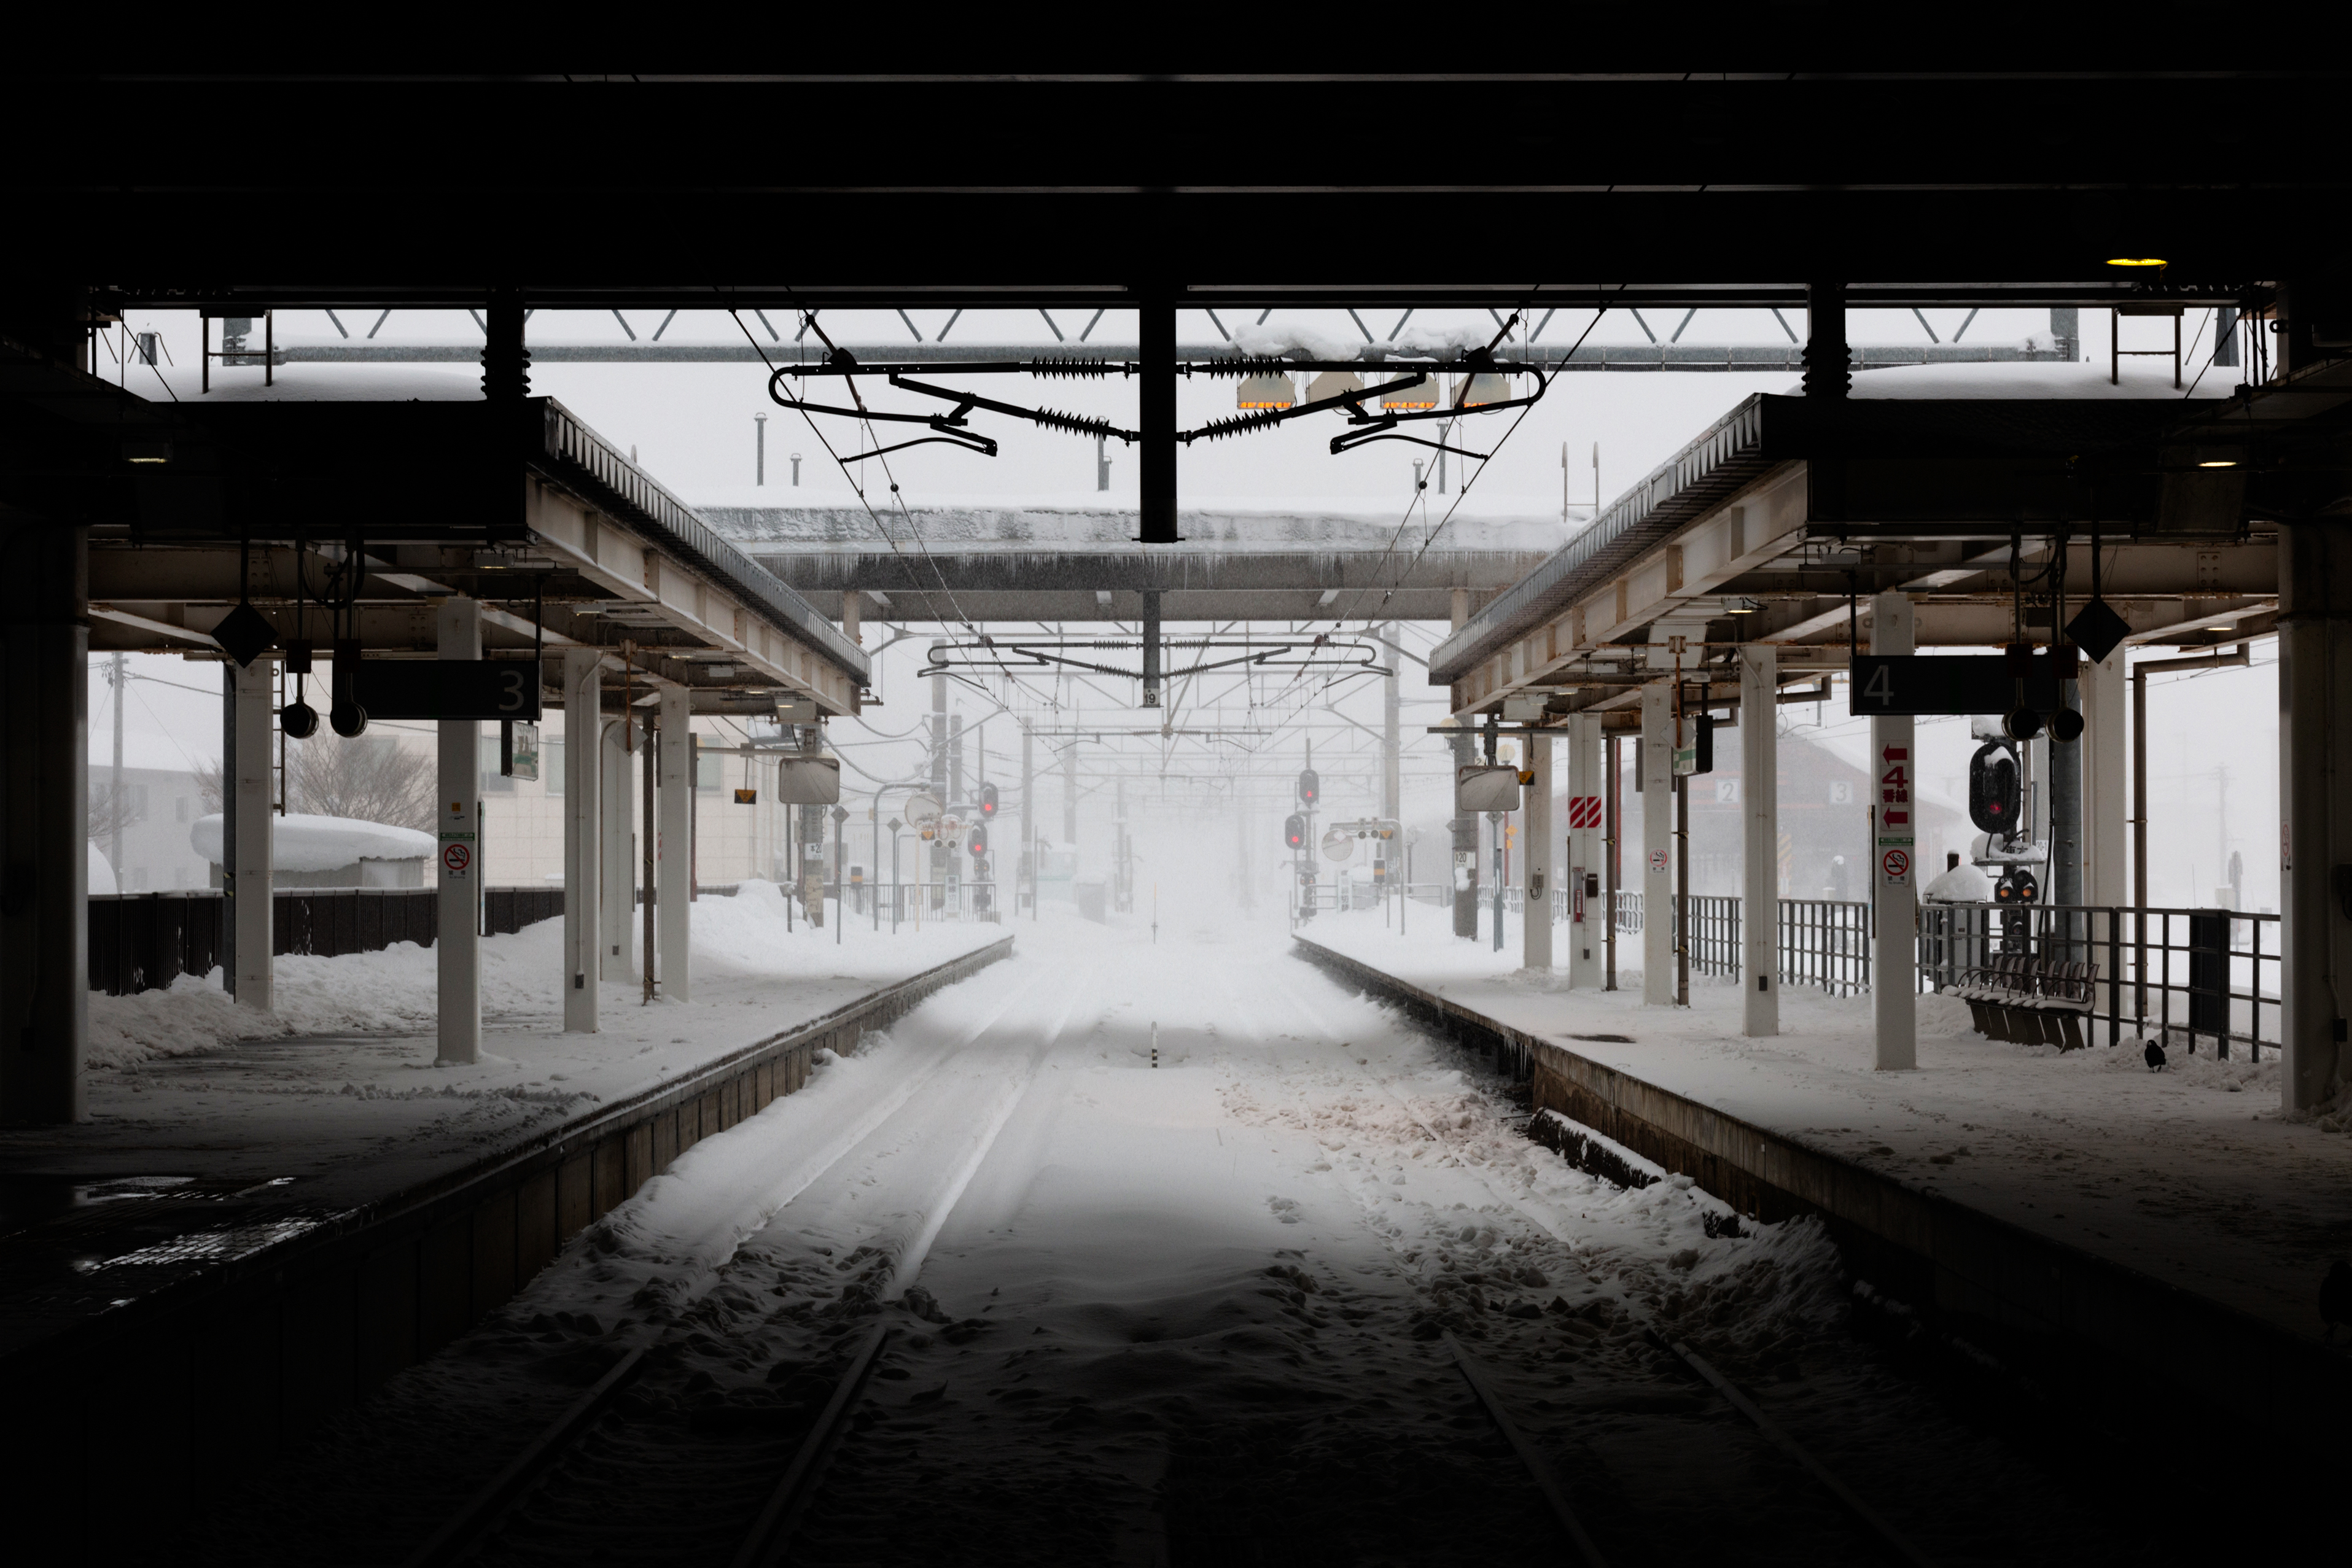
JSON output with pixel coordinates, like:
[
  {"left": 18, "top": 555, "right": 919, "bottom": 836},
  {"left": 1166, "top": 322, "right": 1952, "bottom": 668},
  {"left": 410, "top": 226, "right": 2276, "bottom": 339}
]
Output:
[{"left": 1876, "top": 743, "right": 1914, "bottom": 885}]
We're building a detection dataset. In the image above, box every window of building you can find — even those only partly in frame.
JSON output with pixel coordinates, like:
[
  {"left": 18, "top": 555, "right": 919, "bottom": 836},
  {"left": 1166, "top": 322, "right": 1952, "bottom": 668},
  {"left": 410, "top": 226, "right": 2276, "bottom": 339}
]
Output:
[
  {"left": 175, "top": 795, "right": 189, "bottom": 823},
  {"left": 696, "top": 755, "right": 724, "bottom": 790}
]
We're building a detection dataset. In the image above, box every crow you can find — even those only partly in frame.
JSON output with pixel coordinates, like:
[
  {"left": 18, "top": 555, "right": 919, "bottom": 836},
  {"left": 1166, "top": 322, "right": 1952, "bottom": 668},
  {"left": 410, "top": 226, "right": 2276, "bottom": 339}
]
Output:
[
  {"left": 2324, "top": 1261, "right": 2352, "bottom": 1343},
  {"left": 2143, "top": 1036, "right": 2167, "bottom": 1072}
]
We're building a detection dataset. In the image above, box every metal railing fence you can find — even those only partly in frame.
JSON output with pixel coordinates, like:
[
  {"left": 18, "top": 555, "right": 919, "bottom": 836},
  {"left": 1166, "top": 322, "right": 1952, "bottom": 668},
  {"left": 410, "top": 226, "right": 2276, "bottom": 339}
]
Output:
[{"left": 1917, "top": 902, "right": 2278, "bottom": 1058}]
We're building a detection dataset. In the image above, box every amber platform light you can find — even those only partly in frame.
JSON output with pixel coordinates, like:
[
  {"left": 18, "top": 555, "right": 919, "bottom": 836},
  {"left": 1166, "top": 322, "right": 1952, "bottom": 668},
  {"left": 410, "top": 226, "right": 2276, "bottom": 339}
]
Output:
[{"left": 2105, "top": 257, "right": 2168, "bottom": 267}]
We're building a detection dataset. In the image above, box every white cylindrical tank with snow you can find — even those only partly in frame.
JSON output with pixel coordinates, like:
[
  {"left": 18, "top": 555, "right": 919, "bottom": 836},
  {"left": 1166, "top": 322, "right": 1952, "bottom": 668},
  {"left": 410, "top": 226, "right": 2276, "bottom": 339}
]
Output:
[{"left": 190, "top": 813, "right": 435, "bottom": 889}]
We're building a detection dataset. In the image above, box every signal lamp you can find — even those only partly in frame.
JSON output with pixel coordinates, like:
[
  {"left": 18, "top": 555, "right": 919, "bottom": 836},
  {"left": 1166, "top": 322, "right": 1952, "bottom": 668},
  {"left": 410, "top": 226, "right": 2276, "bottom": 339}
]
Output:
[{"left": 2105, "top": 258, "right": 2167, "bottom": 267}]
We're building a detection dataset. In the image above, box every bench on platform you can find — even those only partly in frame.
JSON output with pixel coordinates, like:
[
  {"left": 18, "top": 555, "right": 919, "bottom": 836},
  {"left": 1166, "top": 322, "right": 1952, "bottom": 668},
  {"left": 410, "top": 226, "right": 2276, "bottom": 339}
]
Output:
[{"left": 1954, "top": 953, "right": 2098, "bottom": 1049}]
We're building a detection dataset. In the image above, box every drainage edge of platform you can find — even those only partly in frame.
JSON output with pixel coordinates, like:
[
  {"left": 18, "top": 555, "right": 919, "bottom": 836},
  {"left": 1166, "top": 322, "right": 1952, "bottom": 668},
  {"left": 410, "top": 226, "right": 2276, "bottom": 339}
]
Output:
[
  {"left": 0, "top": 936, "right": 1014, "bottom": 1556},
  {"left": 1289, "top": 934, "right": 2351, "bottom": 1437}
]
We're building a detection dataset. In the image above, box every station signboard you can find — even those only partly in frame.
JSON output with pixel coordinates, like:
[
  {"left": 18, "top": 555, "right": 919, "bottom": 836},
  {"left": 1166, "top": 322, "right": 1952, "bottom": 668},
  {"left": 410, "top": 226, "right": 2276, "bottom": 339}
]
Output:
[{"left": 355, "top": 660, "right": 540, "bottom": 721}]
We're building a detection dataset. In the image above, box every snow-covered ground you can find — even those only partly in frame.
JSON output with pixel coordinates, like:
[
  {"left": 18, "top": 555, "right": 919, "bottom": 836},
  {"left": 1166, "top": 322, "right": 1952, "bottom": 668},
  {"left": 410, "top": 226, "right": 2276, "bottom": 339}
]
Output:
[
  {"left": 203, "top": 910, "right": 2134, "bottom": 1566},
  {"left": 8, "top": 884, "right": 1003, "bottom": 1207},
  {"left": 1304, "top": 909, "right": 2352, "bottom": 1346}
]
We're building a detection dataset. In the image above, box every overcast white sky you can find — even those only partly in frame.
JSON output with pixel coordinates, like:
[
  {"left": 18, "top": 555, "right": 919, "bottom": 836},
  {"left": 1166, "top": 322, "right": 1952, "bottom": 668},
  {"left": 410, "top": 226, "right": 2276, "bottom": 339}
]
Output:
[{"left": 99, "top": 304, "right": 2273, "bottom": 914}]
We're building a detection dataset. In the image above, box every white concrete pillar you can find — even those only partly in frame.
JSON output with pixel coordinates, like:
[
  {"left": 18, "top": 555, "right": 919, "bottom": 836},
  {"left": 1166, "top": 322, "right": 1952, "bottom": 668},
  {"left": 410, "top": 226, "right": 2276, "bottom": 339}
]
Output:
[
  {"left": 436, "top": 599, "right": 481, "bottom": 1066},
  {"left": 2278, "top": 518, "right": 2352, "bottom": 1112},
  {"left": 1740, "top": 645, "right": 1779, "bottom": 1037},
  {"left": 1522, "top": 732, "right": 1553, "bottom": 971},
  {"left": 562, "top": 650, "right": 601, "bottom": 1033},
  {"left": 1641, "top": 683, "right": 1674, "bottom": 1004},
  {"left": 600, "top": 719, "right": 635, "bottom": 979},
  {"left": 232, "top": 656, "right": 276, "bottom": 1013},
  {"left": 656, "top": 686, "right": 693, "bottom": 1003},
  {"left": 1565, "top": 713, "right": 1603, "bottom": 989},
  {"left": 1869, "top": 592, "right": 1917, "bottom": 1069},
  {"left": 2080, "top": 649, "right": 2128, "bottom": 907}
]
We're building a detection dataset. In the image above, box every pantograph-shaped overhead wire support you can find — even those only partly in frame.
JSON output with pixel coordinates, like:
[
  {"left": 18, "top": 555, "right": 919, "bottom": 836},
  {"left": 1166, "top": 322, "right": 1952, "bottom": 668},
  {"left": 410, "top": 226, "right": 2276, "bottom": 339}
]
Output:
[
  {"left": 923, "top": 635, "right": 1392, "bottom": 685},
  {"left": 766, "top": 356, "right": 1137, "bottom": 457}
]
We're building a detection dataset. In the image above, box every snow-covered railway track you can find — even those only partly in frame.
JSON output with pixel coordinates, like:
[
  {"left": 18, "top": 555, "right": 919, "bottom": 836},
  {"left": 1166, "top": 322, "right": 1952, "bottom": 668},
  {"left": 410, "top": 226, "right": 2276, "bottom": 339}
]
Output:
[
  {"left": 1240, "top": 965, "right": 1948, "bottom": 1567},
  {"left": 397, "top": 963, "right": 1099, "bottom": 1568}
]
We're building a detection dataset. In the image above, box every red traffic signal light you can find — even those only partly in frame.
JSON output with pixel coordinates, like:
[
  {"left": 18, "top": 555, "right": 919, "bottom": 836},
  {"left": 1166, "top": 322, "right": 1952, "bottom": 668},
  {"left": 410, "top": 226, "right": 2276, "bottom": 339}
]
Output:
[
  {"left": 970, "top": 826, "right": 989, "bottom": 857},
  {"left": 1284, "top": 813, "right": 1306, "bottom": 850},
  {"left": 979, "top": 782, "right": 999, "bottom": 819},
  {"left": 1297, "top": 769, "right": 1319, "bottom": 805}
]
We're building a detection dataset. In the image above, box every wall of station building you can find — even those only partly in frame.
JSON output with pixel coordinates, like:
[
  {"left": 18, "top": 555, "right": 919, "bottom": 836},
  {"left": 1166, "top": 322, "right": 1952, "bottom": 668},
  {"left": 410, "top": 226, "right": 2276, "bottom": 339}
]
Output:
[{"left": 352, "top": 713, "right": 810, "bottom": 891}]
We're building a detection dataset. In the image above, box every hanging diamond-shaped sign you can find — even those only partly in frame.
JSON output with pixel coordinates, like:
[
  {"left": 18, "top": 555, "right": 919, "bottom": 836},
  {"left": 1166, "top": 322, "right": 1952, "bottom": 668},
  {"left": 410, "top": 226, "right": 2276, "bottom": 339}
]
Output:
[
  {"left": 2064, "top": 597, "right": 2131, "bottom": 664},
  {"left": 209, "top": 602, "right": 277, "bottom": 667}
]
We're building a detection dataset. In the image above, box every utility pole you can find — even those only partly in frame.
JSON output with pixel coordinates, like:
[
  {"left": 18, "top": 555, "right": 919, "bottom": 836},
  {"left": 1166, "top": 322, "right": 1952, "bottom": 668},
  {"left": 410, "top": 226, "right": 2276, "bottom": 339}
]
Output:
[
  {"left": 1063, "top": 737, "right": 1078, "bottom": 847},
  {"left": 755, "top": 412, "right": 766, "bottom": 486},
  {"left": 1381, "top": 623, "right": 1400, "bottom": 902},
  {"left": 1021, "top": 718, "right": 1034, "bottom": 915},
  {"left": 930, "top": 659, "right": 948, "bottom": 906}
]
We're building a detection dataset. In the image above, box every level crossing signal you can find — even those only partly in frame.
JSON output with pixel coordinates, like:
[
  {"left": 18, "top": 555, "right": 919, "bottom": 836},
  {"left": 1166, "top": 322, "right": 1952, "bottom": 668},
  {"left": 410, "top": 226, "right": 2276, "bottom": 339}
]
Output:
[
  {"left": 1297, "top": 769, "right": 1319, "bottom": 805},
  {"left": 979, "top": 782, "right": 999, "bottom": 819},
  {"left": 1285, "top": 813, "right": 1307, "bottom": 850}
]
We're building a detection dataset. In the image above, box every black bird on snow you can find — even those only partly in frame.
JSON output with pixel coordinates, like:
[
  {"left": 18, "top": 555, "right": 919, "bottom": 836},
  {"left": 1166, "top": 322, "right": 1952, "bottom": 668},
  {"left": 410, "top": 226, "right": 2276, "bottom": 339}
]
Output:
[
  {"left": 2323, "top": 1261, "right": 2352, "bottom": 1343},
  {"left": 2143, "top": 1036, "right": 2167, "bottom": 1072}
]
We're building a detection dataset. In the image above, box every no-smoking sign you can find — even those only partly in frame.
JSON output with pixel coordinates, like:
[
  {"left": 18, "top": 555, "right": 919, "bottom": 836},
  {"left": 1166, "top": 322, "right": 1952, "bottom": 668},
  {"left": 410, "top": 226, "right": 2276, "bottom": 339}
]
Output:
[
  {"left": 1880, "top": 848, "right": 1910, "bottom": 883},
  {"left": 1648, "top": 848, "right": 1669, "bottom": 875},
  {"left": 442, "top": 842, "right": 472, "bottom": 876}
]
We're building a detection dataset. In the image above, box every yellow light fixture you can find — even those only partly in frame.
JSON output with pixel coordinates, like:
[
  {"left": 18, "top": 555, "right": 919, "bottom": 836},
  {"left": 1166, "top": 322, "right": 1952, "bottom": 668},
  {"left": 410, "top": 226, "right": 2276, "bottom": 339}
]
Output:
[
  {"left": 1381, "top": 375, "right": 1439, "bottom": 413},
  {"left": 1305, "top": 369, "right": 1364, "bottom": 405},
  {"left": 1236, "top": 371, "right": 1296, "bottom": 411},
  {"left": 2105, "top": 257, "right": 2168, "bottom": 267},
  {"left": 2197, "top": 459, "right": 2238, "bottom": 468},
  {"left": 2203, "top": 623, "right": 2235, "bottom": 632},
  {"left": 1459, "top": 372, "right": 1516, "bottom": 408}
]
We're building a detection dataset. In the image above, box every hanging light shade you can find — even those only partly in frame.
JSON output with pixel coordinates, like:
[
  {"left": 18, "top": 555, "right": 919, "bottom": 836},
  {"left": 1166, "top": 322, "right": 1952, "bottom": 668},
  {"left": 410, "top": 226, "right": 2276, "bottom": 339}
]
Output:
[
  {"left": 1236, "top": 371, "right": 1297, "bottom": 410},
  {"left": 1460, "top": 372, "right": 1515, "bottom": 408},
  {"left": 1381, "top": 373, "right": 1439, "bottom": 412},
  {"left": 1306, "top": 368, "right": 1364, "bottom": 405}
]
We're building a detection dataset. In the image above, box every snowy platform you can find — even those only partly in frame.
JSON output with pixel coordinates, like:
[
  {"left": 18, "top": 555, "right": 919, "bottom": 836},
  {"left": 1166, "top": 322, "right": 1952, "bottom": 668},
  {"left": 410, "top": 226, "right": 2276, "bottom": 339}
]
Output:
[
  {"left": 1294, "top": 917, "right": 2352, "bottom": 1409},
  {"left": 0, "top": 886, "right": 1010, "bottom": 1359}
]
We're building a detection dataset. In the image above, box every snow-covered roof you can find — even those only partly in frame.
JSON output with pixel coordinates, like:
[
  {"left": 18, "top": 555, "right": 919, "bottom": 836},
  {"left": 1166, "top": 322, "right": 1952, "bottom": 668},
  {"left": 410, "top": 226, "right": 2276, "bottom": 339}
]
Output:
[
  {"left": 1782, "top": 359, "right": 2216, "bottom": 401},
  {"left": 189, "top": 813, "right": 435, "bottom": 872}
]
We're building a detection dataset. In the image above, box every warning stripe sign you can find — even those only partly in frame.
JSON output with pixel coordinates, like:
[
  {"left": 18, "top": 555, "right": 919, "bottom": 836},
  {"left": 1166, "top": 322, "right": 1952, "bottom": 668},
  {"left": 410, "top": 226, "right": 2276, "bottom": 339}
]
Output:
[{"left": 1567, "top": 796, "right": 1603, "bottom": 829}]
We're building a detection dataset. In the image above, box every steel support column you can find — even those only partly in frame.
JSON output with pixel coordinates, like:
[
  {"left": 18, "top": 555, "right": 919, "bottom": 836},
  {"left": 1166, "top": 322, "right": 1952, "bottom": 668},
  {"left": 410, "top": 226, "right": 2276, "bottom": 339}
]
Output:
[
  {"left": 1567, "top": 713, "right": 1603, "bottom": 990},
  {"left": 600, "top": 719, "right": 635, "bottom": 980},
  {"left": 1139, "top": 282, "right": 1177, "bottom": 545},
  {"left": 1871, "top": 591, "right": 1917, "bottom": 1070},
  {"left": 436, "top": 597, "right": 482, "bottom": 1065},
  {"left": 562, "top": 650, "right": 600, "bottom": 1032},
  {"left": 1523, "top": 732, "right": 1553, "bottom": 971},
  {"left": 658, "top": 686, "right": 692, "bottom": 1001},
  {"left": 1740, "top": 645, "right": 1780, "bottom": 1037},
  {"left": 0, "top": 521, "right": 87, "bottom": 1124},
  {"left": 1641, "top": 683, "right": 1674, "bottom": 1004},
  {"left": 232, "top": 656, "right": 275, "bottom": 1013},
  {"left": 2080, "top": 650, "right": 2128, "bottom": 908},
  {"left": 2278, "top": 518, "right": 2352, "bottom": 1112}
]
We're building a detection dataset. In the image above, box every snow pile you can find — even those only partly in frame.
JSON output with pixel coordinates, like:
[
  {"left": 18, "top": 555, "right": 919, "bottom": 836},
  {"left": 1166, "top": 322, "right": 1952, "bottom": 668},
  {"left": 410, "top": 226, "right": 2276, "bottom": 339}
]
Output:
[
  {"left": 189, "top": 812, "right": 434, "bottom": 872},
  {"left": 88, "top": 841, "right": 117, "bottom": 896},
  {"left": 87, "top": 972, "right": 267, "bottom": 1069}
]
